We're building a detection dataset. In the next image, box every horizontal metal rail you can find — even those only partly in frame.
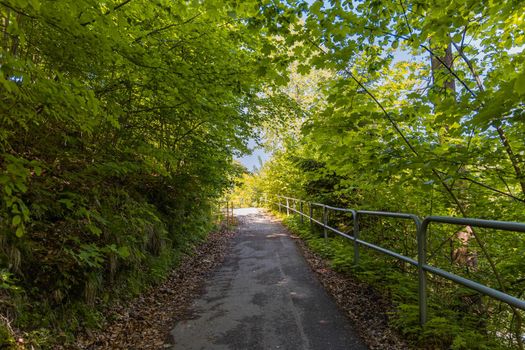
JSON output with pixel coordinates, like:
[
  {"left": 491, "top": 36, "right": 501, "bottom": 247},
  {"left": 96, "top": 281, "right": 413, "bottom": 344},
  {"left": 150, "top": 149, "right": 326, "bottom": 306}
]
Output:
[{"left": 271, "top": 195, "right": 525, "bottom": 325}]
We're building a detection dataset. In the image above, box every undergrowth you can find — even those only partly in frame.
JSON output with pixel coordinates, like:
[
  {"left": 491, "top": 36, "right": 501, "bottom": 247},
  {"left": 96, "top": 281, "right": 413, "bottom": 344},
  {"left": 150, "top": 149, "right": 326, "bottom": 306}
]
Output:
[
  {"left": 278, "top": 212, "right": 509, "bottom": 350},
  {"left": 0, "top": 181, "right": 227, "bottom": 348}
]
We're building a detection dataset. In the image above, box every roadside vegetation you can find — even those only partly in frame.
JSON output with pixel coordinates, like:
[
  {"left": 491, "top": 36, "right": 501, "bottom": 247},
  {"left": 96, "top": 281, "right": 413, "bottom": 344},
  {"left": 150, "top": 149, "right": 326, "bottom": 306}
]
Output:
[
  {"left": 229, "top": 0, "right": 525, "bottom": 348},
  {"left": 2, "top": 0, "right": 524, "bottom": 348},
  {"left": 0, "top": 0, "right": 290, "bottom": 347}
]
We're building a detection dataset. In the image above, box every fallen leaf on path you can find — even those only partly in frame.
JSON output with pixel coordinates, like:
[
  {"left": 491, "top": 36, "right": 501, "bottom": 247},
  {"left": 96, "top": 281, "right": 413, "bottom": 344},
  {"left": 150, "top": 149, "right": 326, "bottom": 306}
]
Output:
[
  {"left": 284, "top": 218, "right": 409, "bottom": 350},
  {"left": 68, "top": 225, "right": 235, "bottom": 350}
]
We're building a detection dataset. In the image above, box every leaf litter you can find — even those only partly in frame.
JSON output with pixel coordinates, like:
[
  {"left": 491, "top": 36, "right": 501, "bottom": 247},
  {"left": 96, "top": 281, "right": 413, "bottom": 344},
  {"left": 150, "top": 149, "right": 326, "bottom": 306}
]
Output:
[
  {"left": 69, "top": 212, "right": 406, "bottom": 350},
  {"left": 288, "top": 223, "right": 410, "bottom": 350},
  {"left": 71, "top": 224, "right": 236, "bottom": 350}
]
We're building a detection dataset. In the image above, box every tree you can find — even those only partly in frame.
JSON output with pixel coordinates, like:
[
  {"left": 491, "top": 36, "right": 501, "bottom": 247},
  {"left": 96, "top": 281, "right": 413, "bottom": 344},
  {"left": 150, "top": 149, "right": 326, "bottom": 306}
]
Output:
[
  {"left": 251, "top": 0, "right": 525, "bottom": 347},
  {"left": 0, "top": 0, "right": 294, "bottom": 345}
]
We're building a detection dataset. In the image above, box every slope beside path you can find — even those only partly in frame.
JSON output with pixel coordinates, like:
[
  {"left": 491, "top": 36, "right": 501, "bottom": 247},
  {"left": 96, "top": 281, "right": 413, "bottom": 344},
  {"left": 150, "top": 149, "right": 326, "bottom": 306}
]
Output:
[{"left": 171, "top": 208, "right": 368, "bottom": 350}]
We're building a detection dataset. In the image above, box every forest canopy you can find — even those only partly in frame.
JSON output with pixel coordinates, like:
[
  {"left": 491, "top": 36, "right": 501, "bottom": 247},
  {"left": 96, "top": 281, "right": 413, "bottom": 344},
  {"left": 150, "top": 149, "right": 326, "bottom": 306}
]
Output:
[
  {"left": 1, "top": 0, "right": 524, "bottom": 348},
  {"left": 230, "top": 0, "right": 525, "bottom": 349},
  {"left": 0, "top": 0, "right": 297, "bottom": 346}
]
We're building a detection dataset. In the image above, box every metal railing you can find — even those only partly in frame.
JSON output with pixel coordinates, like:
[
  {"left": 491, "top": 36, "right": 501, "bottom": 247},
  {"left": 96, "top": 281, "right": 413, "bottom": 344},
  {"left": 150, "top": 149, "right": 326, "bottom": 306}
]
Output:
[
  {"left": 271, "top": 195, "right": 525, "bottom": 325},
  {"left": 216, "top": 201, "right": 234, "bottom": 228}
]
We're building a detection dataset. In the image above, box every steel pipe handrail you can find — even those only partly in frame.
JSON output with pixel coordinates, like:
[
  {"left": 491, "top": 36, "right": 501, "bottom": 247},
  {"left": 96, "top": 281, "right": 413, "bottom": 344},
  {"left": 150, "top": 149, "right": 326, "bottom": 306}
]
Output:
[
  {"left": 423, "top": 216, "right": 525, "bottom": 233},
  {"left": 270, "top": 194, "right": 525, "bottom": 325}
]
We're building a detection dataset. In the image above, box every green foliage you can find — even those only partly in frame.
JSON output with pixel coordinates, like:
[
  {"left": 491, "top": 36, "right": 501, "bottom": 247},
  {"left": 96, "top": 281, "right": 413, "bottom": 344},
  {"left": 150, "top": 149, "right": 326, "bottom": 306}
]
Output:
[
  {"left": 0, "top": 0, "right": 296, "bottom": 346},
  {"left": 2, "top": 0, "right": 524, "bottom": 347},
  {"left": 280, "top": 213, "right": 510, "bottom": 349},
  {"left": 243, "top": 1, "right": 525, "bottom": 348},
  {"left": 0, "top": 323, "right": 15, "bottom": 348}
]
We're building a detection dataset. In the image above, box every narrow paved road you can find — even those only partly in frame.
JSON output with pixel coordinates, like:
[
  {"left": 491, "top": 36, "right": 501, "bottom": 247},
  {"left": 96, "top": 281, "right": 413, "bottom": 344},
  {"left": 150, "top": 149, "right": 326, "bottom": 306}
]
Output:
[{"left": 171, "top": 208, "right": 367, "bottom": 350}]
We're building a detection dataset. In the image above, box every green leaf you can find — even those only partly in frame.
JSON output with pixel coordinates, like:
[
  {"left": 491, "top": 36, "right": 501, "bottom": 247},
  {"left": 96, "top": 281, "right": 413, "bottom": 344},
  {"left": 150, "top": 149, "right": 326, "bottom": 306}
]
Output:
[
  {"left": 514, "top": 71, "right": 525, "bottom": 95},
  {"left": 310, "top": 1, "right": 323, "bottom": 16},
  {"left": 29, "top": 0, "right": 41, "bottom": 11},
  {"left": 58, "top": 199, "right": 74, "bottom": 209},
  {"left": 297, "top": 64, "right": 311, "bottom": 74},
  {"left": 117, "top": 246, "right": 130, "bottom": 258},
  {"left": 15, "top": 225, "right": 24, "bottom": 238},
  {"left": 87, "top": 224, "right": 102, "bottom": 236},
  {"left": 12, "top": 215, "right": 21, "bottom": 226},
  {"left": 15, "top": 182, "right": 28, "bottom": 192}
]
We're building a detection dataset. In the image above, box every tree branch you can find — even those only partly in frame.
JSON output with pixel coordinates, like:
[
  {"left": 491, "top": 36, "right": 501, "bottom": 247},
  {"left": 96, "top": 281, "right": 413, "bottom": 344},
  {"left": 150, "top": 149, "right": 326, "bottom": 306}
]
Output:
[
  {"left": 364, "top": 25, "right": 525, "bottom": 197},
  {"left": 113, "top": 0, "right": 133, "bottom": 12},
  {"left": 81, "top": 0, "right": 134, "bottom": 26},
  {"left": 460, "top": 176, "right": 525, "bottom": 203},
  {"left": 130, "top": 102, "right": 186, "bottom": 114},
  {"left": 133, "top": 13, "right": 202, "bottom": 43},
  {"left": 0, "top": 1, "right": 36, "bottom": 19}
]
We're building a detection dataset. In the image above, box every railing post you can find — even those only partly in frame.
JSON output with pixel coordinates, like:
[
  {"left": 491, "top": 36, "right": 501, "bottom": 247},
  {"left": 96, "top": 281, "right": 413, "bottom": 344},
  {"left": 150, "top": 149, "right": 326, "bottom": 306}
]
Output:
[
  {"left": 286, "top": 198, "right": 290, "bottom": 216},
  {"left": 353, "top": 211, "right": 359, "bottom": 265},
  {"left": 417, "top": 220, "right": 427, "bottom": 326},
  {"left": 300, "top": 201, "right": 304, "bottom": 224},
  {"left": 323, "top": 205, "right": 328, "bottom": 241},
  {"left": 272, "top": 195, "right": 525, "bottom": 325},
  {"left": 309, "top": 203, "right": 313, "bottom": 230},
  {"left": 226, "top": 202, "right": 230, "bottom": 230}
]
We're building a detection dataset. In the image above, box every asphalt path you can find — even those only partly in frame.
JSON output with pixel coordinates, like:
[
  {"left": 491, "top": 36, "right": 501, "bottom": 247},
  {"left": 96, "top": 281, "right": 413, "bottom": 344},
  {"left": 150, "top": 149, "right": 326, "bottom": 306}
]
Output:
[{"left": 171, "top": 208, "right": 367, "bottom": 350}]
